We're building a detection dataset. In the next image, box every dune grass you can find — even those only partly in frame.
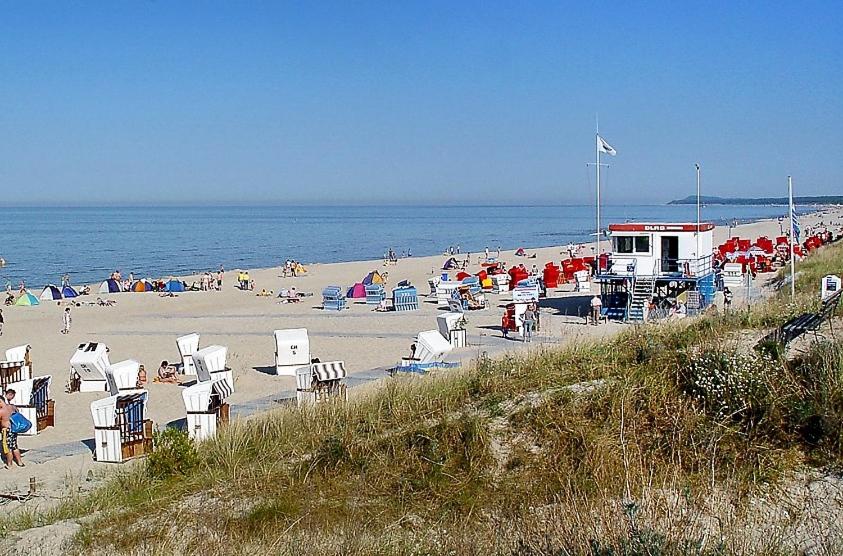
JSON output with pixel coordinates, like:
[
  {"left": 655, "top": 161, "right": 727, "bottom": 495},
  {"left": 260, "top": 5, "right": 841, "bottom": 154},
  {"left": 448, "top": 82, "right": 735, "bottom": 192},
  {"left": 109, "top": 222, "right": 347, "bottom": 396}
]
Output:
[{"left": 6, "top": 241, "right": 843, "bottom": 555}]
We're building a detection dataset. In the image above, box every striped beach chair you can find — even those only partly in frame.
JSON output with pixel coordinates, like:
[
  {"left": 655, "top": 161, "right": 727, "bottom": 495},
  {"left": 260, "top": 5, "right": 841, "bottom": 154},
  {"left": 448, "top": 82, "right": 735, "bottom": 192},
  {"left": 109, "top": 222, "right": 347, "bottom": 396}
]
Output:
[
  {"left": 365, "top": 284, "right": 385, "bottom": 305},
  {"left": 392, "top": 286, "right": 419, "bottom": 312},
  {"left": 322, "top": 286, "right": 347, "bottom": 311}
]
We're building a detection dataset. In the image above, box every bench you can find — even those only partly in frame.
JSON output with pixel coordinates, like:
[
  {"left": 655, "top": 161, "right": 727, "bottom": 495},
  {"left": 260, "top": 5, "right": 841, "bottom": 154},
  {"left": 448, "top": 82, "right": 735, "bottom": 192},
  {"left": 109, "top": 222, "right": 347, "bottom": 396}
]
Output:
[{"left": 760, "top": 290, "right": 841, "bottom": 347}]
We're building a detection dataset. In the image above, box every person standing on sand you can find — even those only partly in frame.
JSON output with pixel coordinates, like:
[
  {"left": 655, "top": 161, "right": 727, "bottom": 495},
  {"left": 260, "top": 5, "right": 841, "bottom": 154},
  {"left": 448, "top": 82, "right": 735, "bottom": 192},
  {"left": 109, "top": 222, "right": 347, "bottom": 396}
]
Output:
[
  {"left": 0, "top": 308, "right": 4, "bottom": 336},
  {"left": 590, "top": 295, "right": 602, "bottom": 325},
  {"left": 217, "top": 269, "right": 223, "bottom": 290},
  {"left": 62, "top": 307, "right": 72, "bottom": 334},
  {"left": 0, "top": 398, "right": 23, "bottom": 468},
  {"left": 521, "top": 304, "right": 536, "bottom": 343}
]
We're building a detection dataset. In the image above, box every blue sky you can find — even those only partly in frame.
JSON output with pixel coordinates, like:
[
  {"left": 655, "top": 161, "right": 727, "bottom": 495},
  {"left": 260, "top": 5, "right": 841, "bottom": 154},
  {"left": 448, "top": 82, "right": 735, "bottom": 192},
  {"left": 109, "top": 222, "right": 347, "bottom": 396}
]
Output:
[{"left": 1, "top": 2, "right": 840, "bottom": 205}]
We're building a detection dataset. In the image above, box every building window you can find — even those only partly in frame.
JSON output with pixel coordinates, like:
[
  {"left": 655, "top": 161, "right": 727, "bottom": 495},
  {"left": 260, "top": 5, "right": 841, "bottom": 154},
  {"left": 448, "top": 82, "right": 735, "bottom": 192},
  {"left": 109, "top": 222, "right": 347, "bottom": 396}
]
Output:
[
  {"left": 615, "top": 236, "right": 634, "bottom": 253},
  {"left": 634, "top": 236, "right": 650, "bottom": 253}
]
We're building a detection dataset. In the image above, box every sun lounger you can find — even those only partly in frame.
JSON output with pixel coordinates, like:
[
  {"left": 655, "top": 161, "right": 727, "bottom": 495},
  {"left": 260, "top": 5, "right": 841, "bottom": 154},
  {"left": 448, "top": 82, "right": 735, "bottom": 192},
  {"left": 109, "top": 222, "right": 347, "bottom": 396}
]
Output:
[
  {"left": 6, "top": 376, "right": 53, "bottom": 436},
  {"left": 176, "top": 333, "right": 200, "bottom": 376},
  {"left": 274, "top": 328, "right": 310, "bottom": 376},
  {"left": 182, "top": 378, "right": 232, "bottom": 441},
  {"left": 69, "top": 342, "right": 111, "bottom": 392},
  {"left": 91, "top": 390, "right": 153, "bottom": 463},
  {"left": 296, "top": 360, "right": 347, "bottom": 406}
]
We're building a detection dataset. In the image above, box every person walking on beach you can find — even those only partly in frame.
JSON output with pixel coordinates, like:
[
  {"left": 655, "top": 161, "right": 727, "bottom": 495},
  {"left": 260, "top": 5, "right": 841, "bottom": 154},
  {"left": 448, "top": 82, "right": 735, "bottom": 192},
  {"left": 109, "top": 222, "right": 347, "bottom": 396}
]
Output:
[
  {"left": 217, "top": 269, "right": 223, "bottom": 290},
  {"left": 61, "top": 307, "right": 72, "bottom": 334},
  {"left": 484, "top": 246, "right": 489, "bottom": 261},
  {"left": 0, "top": 309, "right": 4, "bottom": 336},
  {"left": 0, "top": 398, "right": 23, "bottom": 468},
  {"left": 521, "top": 304, "right": 536, "bottom": 342},
  {"left": 590, "top": 295, "right": 602, "bottom": 325}
]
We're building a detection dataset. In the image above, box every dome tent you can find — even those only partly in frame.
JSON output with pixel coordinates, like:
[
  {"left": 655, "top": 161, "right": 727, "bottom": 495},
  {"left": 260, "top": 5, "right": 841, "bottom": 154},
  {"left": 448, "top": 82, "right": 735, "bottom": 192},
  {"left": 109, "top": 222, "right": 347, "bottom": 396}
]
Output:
[
  {"left": 164, "top": 279, "right": 185, "bottom": 293},
  {"left": 62, "top": 285, "right": 79, "bottom": 298},
  {"left": 40, "top": 285, "right": 63, "bottom": 301},
  {"left": 98, "top": 279, "right": 121, "bottom": 294},
  {"left": 15, "top": 291, "right": 40, "bottom": 306}
]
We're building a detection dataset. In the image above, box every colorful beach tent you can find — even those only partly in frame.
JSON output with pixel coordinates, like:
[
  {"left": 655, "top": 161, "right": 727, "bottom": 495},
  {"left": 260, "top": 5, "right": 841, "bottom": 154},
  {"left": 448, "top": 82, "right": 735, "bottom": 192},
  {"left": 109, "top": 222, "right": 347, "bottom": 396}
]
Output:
[
  {"left": 62, "top": 285, "right": 79, "bottom": 298},
  {"left": 164, "top": 279, "right": 185, "bottom": 293},
  {"left": 98, "top": 279, "right": 121, "bottom": 294},
  {"left": 15, "top": 291, "right": 40, "bottom": 306},
  {"left": 131, "top": 280, "right": 152, "bottom": 292},
  {"left": 362, "top": 271, "right": 384, "bottom": 285},
  {"left": 443, "top": 257, "right": 459, "bottom": 270},
  {"left": 39, "top": 285, "right": 63, "bottom": 301},
  {"left": 347, "top": 283, "right": 366, "bottom": 298}
]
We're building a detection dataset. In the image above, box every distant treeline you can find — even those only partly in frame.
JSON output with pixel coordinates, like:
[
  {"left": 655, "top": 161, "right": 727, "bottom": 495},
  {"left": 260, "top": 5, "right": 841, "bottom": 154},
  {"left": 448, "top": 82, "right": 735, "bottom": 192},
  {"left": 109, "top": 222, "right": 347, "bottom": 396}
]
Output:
[{"left": 668, "top": 195, "right": 843, "bottom": 206}]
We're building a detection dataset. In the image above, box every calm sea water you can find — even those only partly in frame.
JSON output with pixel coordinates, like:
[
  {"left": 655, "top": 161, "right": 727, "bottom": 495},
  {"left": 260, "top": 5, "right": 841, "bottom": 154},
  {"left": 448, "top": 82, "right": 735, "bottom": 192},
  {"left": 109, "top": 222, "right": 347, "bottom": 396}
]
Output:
[{"left": 0, "top": 204, "right": 793, "bottom": 289}]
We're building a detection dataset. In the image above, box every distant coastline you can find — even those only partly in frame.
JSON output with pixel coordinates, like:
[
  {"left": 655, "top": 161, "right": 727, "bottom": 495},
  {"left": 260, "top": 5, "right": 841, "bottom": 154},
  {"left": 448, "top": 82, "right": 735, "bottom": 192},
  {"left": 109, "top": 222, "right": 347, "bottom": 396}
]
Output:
[{"left": 668, "top": 195, "right": 843, "bottom": 206}]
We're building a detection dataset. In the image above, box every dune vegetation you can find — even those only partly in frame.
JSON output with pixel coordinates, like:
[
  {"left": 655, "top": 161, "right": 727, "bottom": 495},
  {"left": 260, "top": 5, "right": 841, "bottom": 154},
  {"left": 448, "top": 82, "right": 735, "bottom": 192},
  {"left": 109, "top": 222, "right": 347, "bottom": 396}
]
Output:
[{"left": 6, "top": 242, "right": 843, "bottom": 555}]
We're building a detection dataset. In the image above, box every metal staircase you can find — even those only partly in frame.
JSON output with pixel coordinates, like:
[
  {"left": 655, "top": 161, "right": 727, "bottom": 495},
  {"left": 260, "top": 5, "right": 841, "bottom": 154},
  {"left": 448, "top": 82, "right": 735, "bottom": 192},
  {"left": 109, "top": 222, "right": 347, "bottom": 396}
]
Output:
[{"left": 627, "top": 275, "right": 656, "bottom": 323}]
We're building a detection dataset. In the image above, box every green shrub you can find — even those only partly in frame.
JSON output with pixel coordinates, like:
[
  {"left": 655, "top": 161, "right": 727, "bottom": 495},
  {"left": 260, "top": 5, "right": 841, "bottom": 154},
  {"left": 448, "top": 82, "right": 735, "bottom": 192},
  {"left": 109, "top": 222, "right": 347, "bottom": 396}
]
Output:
[{"left": 146, "top": 427, "right": 199, "bottom": 480}]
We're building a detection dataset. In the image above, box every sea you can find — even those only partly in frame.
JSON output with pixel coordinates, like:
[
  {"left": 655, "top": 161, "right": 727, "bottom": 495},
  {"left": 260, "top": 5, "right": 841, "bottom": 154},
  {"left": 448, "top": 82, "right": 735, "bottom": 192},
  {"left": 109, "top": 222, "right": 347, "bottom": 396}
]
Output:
[{"left": 0, "top": 204, "right": 795, "bottom": 289}]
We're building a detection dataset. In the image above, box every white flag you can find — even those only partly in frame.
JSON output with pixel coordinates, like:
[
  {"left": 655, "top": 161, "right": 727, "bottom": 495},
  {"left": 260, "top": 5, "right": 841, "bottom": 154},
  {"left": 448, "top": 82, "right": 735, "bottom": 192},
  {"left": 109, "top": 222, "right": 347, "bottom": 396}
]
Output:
[{"left": 597, "top": 135, "right": 616, "bottom": 156}]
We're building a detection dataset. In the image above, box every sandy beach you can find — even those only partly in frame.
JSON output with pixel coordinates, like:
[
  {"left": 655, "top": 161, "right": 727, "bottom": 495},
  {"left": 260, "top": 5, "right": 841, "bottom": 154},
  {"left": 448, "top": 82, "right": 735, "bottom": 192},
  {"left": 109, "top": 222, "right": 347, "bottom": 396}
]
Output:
[{"left": 0, "top": 206, "right": 840, "bottom": 510}]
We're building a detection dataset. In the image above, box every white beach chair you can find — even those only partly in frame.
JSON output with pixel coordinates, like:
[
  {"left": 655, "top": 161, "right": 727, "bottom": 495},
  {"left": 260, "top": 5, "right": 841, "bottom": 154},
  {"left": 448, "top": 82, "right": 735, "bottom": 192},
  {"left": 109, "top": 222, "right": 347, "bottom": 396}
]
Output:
[
  {"left": 273, "top": 328, "right": 310, "bottom": 376},
  {"left": 91, "top": 390, "right": 152, "bottom": 463},
  {"left": 437, "top": 312, "right": 467, "bottom": 348},
  {"left": 182, "top": 378, "right": 232, "bottom": 441},
  {"left": 105, "top": 360, "right": 142, "bottom": 395},
  {"left": 193, "top": 345, "right": 233, "bottom": 390},
  {"left": 70, "top": 342, "right": 111, "bottom": 392},
  {"left": 176, "top": 333, "right": 200, "bottom": 376},
  {"left": 6, "top": 376, "right": 53, "bottom": 436}
]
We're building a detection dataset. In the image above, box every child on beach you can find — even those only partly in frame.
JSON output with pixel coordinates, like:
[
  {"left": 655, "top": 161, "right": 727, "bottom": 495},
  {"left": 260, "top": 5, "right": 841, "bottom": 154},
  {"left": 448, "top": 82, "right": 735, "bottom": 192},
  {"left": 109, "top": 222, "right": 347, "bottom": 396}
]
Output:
[{"left": 61, "top": 307, "right": 72, "bottom": 334}]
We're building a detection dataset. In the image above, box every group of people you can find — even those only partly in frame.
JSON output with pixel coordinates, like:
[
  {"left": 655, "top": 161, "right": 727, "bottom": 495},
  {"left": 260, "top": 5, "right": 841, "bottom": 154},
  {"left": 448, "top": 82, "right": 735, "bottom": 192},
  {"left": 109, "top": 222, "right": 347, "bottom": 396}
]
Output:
[
  {"left": 236, "top": 271, "right": 254, "bottom": 290},
  {"left": 281, "top": 260, "right": 307, "bottom": 278}
]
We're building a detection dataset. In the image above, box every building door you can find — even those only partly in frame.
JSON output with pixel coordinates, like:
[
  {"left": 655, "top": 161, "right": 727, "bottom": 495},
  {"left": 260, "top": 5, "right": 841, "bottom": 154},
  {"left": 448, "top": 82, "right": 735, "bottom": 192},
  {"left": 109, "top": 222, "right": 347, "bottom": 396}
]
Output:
[{"left": 661, "top": 236, "right": 679, "bottom": 272}]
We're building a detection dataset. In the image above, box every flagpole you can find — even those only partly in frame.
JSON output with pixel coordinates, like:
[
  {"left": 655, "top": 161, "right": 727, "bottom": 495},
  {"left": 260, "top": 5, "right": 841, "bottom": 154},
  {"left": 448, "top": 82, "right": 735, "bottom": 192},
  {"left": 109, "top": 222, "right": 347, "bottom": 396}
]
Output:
[
  {"left": 788, "top": 175, "right": 796, "bottom": 299},
  {"left": 596, "top": 129, "right": 601, "bottom": 262},
  {"left": 695, "top": 163, "right": 701, "bottom": 262}
]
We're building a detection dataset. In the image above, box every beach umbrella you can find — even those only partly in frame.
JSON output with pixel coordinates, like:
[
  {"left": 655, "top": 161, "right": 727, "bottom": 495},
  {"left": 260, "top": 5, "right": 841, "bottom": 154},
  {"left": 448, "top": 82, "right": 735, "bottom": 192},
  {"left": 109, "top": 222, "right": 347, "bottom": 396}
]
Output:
[{"left": 14, "top": 291, "right": 40, "bottom": 306}]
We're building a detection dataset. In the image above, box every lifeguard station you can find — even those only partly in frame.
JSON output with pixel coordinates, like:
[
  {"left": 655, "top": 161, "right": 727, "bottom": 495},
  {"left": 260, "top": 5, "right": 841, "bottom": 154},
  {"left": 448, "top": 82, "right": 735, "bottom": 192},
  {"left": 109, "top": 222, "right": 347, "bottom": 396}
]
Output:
[
  {"left": 597, "top": 223, "right": 717, "bottom": 322},
  {"left": 69, "top": 342, "right": 111, "bottom": 392},
  {"left": 90, "top": 365, "right": 152, "bottom": 463}
]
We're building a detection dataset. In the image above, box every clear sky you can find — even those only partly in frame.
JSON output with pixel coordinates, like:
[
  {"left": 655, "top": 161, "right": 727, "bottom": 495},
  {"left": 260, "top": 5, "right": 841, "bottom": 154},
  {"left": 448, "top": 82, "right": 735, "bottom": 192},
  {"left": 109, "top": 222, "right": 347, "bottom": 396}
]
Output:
[{"left": 1, "top": 2, "right": 841, "bottom": 205}]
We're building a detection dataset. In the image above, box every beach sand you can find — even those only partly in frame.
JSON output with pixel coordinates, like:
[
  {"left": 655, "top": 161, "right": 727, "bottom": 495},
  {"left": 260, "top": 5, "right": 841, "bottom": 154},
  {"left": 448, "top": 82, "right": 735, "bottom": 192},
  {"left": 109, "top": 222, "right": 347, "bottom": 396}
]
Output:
[{"left": 0, "top": 207, "right": 840, "bottom": 511}]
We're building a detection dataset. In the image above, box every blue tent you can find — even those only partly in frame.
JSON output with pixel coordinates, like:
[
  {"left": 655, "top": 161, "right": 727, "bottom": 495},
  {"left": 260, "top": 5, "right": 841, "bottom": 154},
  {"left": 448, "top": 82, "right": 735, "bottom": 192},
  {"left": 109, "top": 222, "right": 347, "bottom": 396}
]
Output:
[
  {"left": 164, "top": 279, "right": 185, "bottom": 293},
  {"left": 98, "top": 279, "right": 121, "bottom": 294},
  {"left": 62, "top": 285, "right": 79, "bottom": 298}
]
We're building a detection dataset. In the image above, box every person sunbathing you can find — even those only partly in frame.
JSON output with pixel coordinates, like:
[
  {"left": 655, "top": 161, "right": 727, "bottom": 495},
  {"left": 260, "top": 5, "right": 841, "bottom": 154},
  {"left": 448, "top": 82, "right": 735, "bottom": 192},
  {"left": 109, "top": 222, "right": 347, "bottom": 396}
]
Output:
[{"left": 156, "top": 360, "right": 179, "bottom": 384}]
